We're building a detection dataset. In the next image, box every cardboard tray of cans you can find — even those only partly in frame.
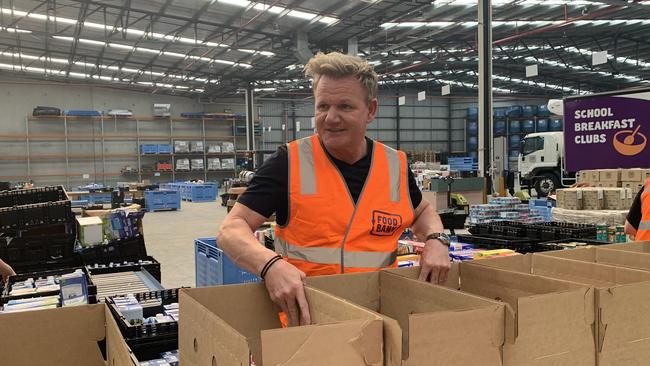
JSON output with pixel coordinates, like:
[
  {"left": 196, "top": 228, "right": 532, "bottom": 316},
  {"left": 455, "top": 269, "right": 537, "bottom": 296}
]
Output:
[
  {"left": 107, "top": 288, "right": 181, "bottom": 345},
  {"left": 1, "top": 266, "right": 97, "bottom": 305}
]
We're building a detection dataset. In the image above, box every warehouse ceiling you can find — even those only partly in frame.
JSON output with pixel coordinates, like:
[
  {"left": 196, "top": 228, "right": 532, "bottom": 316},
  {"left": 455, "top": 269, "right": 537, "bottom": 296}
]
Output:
[{"left": 0, "top": 0, "right": 648, "bottom": 98}]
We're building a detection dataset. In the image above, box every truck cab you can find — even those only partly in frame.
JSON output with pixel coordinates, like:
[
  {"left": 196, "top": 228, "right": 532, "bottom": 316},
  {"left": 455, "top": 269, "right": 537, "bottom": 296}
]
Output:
[{"left": 518, "top": 131, "right": 575, "bottom": 196}]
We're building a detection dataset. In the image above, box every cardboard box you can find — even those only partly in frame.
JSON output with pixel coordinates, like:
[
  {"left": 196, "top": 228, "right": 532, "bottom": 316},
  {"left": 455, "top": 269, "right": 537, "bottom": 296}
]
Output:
[
  {"left": 578, "top": 170, "right": 592, "bottom": 184},
  {"left": 556, "top": 188, "right": 583, "bottom": 210},
  {"left": 596, "top": 182, "right": 620, "bottom": 188},
  {"left": 538, "top": 244, "right": 650, "bottom": 271},
  {"left": 387, "top": 263, "right": 595, "bottom": 366},
  {"left": 179, "top": 283, "right": 384, "bottom": 366},
  {"left": 599, "top": 169, "right": 621, "bottom": 182},
  {"left": 77, "top": 216, "right": 104, "bottom": 247},
  {"left": 621, "top": 169, "right": 644, "bottom": 183},
  {"left": 477, "top": 253, "right": 650, "bottom": 366},
  {"left": 0, "top": 304, "right": 107, "bottom": 366},
  {"left": 307, "top": 270, "right": 505, "bottom": 366},
  {"left": 582, "top": 188, "right": 604, "bottom": 210},
  {"left": 603, "top": 188, "right": 632, "bottom": 210},
  {"left": 586, "top": 170, "right": 600, "bottom": 183},
  {"left": 621, "top": 181, "right": 644, "bottom": 192}
]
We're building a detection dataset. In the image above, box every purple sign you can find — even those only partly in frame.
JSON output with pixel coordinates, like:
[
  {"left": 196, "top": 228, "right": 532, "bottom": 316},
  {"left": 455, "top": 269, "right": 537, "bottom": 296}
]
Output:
[{"left": 564, "top": 89, "right": 650, "bottom": 171}]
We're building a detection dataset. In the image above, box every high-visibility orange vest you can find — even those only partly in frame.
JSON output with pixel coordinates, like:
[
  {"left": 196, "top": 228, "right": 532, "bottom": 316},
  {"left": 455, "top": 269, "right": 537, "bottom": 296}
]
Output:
[
  {"left": 637, "top": 179, "right": 650, "bottom": 240},
  {"left": 274, "top": 135, "right": 415, "bottom": 276}
]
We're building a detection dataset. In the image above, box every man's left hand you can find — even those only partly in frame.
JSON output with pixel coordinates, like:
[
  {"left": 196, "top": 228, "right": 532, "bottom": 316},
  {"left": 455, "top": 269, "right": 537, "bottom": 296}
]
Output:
[{"left": 418, "top": 239, "right": 451, "bottom": 285}]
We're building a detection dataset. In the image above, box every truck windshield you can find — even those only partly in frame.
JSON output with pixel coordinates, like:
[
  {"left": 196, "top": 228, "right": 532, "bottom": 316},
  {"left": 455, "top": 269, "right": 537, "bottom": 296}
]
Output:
[{"left": 521, "top": 136, "right": 544, "bottom": 156}]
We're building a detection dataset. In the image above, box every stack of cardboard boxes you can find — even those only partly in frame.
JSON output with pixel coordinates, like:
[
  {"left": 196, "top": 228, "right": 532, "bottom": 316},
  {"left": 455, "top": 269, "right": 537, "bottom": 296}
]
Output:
[
  {"left": 10, "top": 243, "right": 650, "bottom": 365},
  {"left": 556, "top": 187, "right": 633, "bottom": 211},
  {"left": 578, "top": 168, "right": 649, "bottom": 191}
]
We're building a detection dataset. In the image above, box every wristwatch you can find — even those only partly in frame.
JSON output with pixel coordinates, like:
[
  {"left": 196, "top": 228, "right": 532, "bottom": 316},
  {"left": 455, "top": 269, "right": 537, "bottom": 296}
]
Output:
[{"left": 425, "top": 232, "right": 451, "bottom": 247}]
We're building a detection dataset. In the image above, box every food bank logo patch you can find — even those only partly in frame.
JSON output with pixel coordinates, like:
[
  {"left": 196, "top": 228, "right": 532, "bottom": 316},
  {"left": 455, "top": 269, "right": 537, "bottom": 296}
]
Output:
[{"left": 370, "top": 210, "right": 402, "bottom": 236}]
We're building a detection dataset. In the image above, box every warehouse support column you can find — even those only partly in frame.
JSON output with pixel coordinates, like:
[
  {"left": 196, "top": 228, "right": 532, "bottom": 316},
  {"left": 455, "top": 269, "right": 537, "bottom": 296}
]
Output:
[
  {"left": 478, "top": 0, "right": 493, "bottom": 196},
  {"left": 245, "top": 85, "right": 256, "bottom": 166},
  {"left": 396, "top": 93, "right": 401, "bottom": 149}
]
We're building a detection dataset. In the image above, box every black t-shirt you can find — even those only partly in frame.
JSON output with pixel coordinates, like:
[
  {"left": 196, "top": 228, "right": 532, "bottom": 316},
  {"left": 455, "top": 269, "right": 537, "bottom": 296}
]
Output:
[
  {"left": 238, "top": 137, "right": 423, "bottom": 226},
  {"left": 626, "top": 187, "right": 644, "bottom": 229}
]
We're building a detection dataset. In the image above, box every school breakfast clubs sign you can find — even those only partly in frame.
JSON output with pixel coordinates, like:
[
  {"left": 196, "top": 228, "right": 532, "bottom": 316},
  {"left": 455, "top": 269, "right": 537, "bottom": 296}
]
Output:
[{"left": 564, "top": 88, "right": 650, "bottom": 171}]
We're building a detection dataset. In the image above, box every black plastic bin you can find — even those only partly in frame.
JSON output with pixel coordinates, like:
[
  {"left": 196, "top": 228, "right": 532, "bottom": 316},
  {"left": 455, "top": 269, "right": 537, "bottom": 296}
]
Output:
[
  {"left": 455, "top": 234, "right": 544, "bottom": 253},
  {"left": 1, "top": 266, "right": 97, "bottom": 305},
  {"left": 107, "top": 288, "right": 181, "bottom": 348}
]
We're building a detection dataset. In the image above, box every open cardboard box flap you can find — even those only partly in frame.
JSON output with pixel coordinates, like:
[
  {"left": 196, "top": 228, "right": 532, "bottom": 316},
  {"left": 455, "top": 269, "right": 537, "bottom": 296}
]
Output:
[
  {"left": 0, "top": 303, "right": 106, "bottom": 366},
  {"left": 541, "top": 245, "right": 650, "bottom": 273},
  {"left": 307, "top": 269, "right": 505, "bottom": 366},
  {"left": 180, "top": 283, "right": 383, "bottom": 366}
]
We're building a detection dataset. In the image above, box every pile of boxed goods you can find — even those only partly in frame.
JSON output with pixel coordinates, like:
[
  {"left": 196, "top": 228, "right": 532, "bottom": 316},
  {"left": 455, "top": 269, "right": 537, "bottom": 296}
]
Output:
[
  {"left": 578, "top": 168, "right": 649, "bottom": 191},
  {"left": 556, "top": 187, "right": 634, "bottom": 210},
  {"left": 468, "top": 197, "right": 546, "bottom": 224}
]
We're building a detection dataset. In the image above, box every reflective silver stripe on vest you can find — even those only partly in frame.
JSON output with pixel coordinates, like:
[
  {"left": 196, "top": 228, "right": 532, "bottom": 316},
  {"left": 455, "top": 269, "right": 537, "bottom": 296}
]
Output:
[
  {"left": 384, "top": 145, "right": 401, "bottom": 202},
  {"left": 297, "top": 138, "right": 316, "bottom": 195},
  {"left": 274, "top": 237, "right": 396, "bottom": 268},
  {"left": 639, "top": 221, "right": 650, "bottom": 231}
]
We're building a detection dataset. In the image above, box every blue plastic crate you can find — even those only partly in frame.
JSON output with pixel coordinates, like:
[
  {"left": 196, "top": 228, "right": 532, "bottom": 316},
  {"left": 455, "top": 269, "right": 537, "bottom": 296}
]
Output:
[
  {"left": 521, "top": 119, "right": 535, "bottom": 133},
  {"left": 140, "top": 144, "right": 159, "bottom": 154},
  {"left": 448, "top": 157, "right": 478, "bottom": 172},
  {"left": 194, "top": 238, "right": 260, "bottom": 286},
  {"left": 550, "top": 119, "right": 563, "bottom": 131},
  {"left": 80, "top": 193, "right": 112, "bottom": 204},
  {"left": 181, "top": 112, "right": 205, "bottom": 118},
  {"left": 144, "top": 190, "right": 180, "bottom": 212},
  {"left": 467, "top": 137, "right": 478, "bottom": 151},
  {"left": 157, "top": 144, "right": 173, "bottom": 154},
  {"left": 507, "top": 105, "right": 523, "bottom": 118},
  {"left": 494, "top": 120, "right": 506, "bottom": 136},
  {"left": 537, "top": 119, "right": 549, "bottom": 132},
  {"left": 509, "top": 135, "right": 521, "bottom": 148},
  {"left": 467, "top": 121, "right": 478, "bottom": 136},
  {"left": 529, "top": 198, "right": 556, "bottom": 208},
  {"left": 538, "top": 104, "right": 551, "bottom": 117},
  {"left": 467, "top": 107, "right": 478, "bottom": 119},
  {"left": 493, "top": 107, "right": 507, "bottom": 118},
  {"left": 522, "top": 105, "right": 538, "bottom": 117},
  {"left": 509, "top": 120, "right": 521, "bottom": 134},
  {"left": 182, "top": 183, "right": 218, "bottom": 202},
  {"left": 64, "top": 110, "right": 102, "bottom": 116}
]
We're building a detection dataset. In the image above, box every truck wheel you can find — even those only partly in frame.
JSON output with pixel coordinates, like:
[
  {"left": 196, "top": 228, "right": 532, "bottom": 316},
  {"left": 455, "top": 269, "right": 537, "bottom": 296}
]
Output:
[{"left": 534, "top": 173, "right": 560, "bottom": 197}]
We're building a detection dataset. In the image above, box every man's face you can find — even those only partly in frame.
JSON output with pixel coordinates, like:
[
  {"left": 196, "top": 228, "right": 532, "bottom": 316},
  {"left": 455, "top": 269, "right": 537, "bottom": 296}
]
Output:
[{"left": 314, "top": 74, "right": 377, "bottom": 156}]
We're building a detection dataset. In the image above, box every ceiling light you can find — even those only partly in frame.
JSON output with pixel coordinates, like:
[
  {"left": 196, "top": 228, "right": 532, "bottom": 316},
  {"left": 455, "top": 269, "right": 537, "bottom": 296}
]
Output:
[{"left": 287, "top": 10, "right": 317, "bottom": 20}]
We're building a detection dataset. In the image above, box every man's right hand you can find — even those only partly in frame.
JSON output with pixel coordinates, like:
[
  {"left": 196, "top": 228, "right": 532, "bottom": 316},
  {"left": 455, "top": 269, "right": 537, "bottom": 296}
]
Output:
[{"left": 263, "top": 260, "right": 312, "bottom": 327}]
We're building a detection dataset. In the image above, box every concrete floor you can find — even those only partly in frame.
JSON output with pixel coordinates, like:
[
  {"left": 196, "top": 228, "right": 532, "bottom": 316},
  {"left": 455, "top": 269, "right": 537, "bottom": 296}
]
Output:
[{"left": 142, "top": 201, "right": 228, "bottom": 288}]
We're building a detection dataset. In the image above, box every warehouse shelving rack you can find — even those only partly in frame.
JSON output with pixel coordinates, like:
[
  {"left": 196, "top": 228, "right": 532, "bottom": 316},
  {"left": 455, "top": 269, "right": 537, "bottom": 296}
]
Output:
[{"left": 0, "top": 113, "right": 245, "bottom": 188}]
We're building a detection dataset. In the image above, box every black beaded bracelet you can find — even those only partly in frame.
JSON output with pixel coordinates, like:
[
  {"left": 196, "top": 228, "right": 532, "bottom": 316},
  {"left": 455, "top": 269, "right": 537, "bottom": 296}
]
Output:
[{"left": 260, "top": 255, "right": 283, "bottom": 280}]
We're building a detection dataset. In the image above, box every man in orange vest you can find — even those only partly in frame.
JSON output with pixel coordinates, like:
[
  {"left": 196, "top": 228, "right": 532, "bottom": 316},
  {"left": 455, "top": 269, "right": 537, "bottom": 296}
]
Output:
[
  {"left": 218, "top": 52, "right": 451, "bottom": 327},
  {"left": 625, "top": 180, "right": 650, "bottom": 240}
]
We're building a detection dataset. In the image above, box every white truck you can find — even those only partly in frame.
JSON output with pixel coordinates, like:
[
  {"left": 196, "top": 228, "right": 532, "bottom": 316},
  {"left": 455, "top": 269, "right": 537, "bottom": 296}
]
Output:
[{"left": 518, "top": 131, "right": 576, "bottom": 196}]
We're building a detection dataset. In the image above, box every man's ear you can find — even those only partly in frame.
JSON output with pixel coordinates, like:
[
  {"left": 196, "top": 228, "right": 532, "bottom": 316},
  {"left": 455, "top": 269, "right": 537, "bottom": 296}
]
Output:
[{"left": 367, "top": 98, "right": 378, "bottom": 124}]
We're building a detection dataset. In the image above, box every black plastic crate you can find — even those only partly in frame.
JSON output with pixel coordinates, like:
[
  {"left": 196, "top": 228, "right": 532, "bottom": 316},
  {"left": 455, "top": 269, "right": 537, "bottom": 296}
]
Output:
[
  {"left": 0, "top": 200, "right": 73, "bottom": 231},
  {"left": 1, "top": 266, "right": 96, "bottom": 305},
  {"left": 439, "top": 211, "right": 468, "bottom": 230},
  {"left": 456, "top": 234, "right": 543, "bottom": 253},
  {"left": 0, "top": 186, "right": 68, "bottom": 208},
  {"left": 536, "top": 238, "right": 611, "bottom": 251},
  {"left": 107, "top": 288, "right": 181, "bottom": 345},
  {"left": 78, "top": 235, "right": 148, "bottom": 264},
  {"left": 468, "top": 221, "right": 597, "bottom": 241},
  {"left": 86, "top": 256, "right": 161, "bottom": 283},
  {"left": 0, "top": 232, "right": 79, "bottom": 273}
]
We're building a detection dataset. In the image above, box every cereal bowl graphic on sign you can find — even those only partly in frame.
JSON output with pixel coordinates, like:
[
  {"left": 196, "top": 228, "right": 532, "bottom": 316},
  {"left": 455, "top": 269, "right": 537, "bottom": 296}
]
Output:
[{"left": 613, "top": 124, "right": 647, "bottom": 156}]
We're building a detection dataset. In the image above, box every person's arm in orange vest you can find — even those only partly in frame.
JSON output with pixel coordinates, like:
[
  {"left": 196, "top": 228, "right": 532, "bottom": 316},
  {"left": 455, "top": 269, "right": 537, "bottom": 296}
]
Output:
[
  {"left": 409, "top": 198, "right": 451, "bottom": 285},
  {"left": 218, "top": 202, "right": 311, "bottom": 327}
]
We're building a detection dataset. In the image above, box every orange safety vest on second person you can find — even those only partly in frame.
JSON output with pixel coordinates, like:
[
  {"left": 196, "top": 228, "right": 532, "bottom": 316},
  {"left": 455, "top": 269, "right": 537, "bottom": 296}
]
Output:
[
  {"left": 637, "top": 179, "right": 650, "bottom": 240},
  {"left": 274, "top": 135, "right": 415, "bottom": 276}
]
